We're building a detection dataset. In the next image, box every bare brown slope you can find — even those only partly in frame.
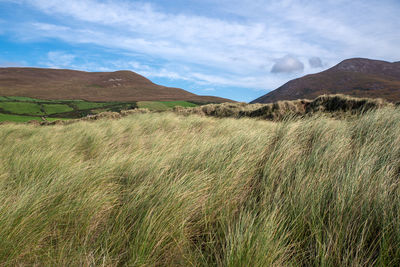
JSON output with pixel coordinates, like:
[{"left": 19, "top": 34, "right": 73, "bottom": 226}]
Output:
[
  {"left": 0, "top": 67, "right": 233, "bottom": 103},
  {"left": 251, "top": 58, "right": 400, "bottom": 103}
]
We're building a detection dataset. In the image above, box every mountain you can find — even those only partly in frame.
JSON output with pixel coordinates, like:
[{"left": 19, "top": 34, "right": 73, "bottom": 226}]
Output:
[
  {"left": 0, "top": 67, "right": 232, "bottom": 103},
  {"left": 251, "top": 58, "right": 400, "bottom": 103}
]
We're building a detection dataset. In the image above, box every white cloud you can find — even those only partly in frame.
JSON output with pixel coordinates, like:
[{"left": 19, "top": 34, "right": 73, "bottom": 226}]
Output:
[
  {"left": 222, "top": 0, "right": 400, "bottom": 61},
  {"left": 14, "top": 1, "right": 330, "bottom": 71},
  {"left": 70, "top": 59, "right": 289, "bottom": 90},
  {"left": 43, "top": 51, "right": 76, "bottom": 68},
  {"left": 271, "top": 55, "right": 304, "bottom": 74},
  {"left": 2, "top": 0, "right": 400, "bottom": 94}
]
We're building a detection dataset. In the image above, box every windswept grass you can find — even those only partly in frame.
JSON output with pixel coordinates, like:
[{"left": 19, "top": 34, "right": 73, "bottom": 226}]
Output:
[
  {"left": 0, "top": 106, "right": 400, "bottom": 266},
  {"left": 175, "top": 94, "right": 389, "bottom": 120}
]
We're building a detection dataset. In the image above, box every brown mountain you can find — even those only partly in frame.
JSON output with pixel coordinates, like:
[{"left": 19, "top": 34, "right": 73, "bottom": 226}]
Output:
[
  {"left": 251, "top": 58, "right": 400, "bottom": 103},
  {"left": 0, "top": 67, "right": 232, "bottom": 103}
]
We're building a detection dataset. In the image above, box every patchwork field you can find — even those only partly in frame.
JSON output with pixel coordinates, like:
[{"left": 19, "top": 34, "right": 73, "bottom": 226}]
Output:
[{"left": 0, "top": 96, "right": 199, "bottom": 122}]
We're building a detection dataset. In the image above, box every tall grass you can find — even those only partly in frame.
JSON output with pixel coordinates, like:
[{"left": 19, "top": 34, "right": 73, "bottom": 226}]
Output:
[
  {"left": 0, "top": 107, "right": 400, "bottom": 266},
  {"left": 174, "top": 94, "right": 389, "bottom": 120}
]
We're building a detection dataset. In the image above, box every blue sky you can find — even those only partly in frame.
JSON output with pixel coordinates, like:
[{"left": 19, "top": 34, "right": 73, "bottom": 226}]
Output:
[{"left": 0, "top": 0, "right": 399, "bottom": 102}]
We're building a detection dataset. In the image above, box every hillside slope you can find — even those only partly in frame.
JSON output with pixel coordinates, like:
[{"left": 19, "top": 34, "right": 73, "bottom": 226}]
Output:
[
  {"left": 0, "top": 67, "right": 232, "bottom": 103},
  {"left": 251, "top": 58, "right": 400, "bottom": 103}
]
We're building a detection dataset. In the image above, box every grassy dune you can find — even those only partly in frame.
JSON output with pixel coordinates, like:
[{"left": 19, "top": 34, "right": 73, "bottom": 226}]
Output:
[
  {"left": 174, "top": 94, "right": 389, "bottom": 120},
  {"left": 1, "top": 107, "right": 400, "bottom": 266}
]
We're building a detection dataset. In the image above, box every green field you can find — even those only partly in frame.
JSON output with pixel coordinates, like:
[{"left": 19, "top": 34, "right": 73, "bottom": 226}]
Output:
[
  {"left": 0, "top": 97, "right": 134, "bottom": 122},
  {"left": 0, "top": 101, "right": 45, "bottom": 115},
  {"left": 138, "top": 100, "right": 197, "bottom": 111},
  {"left": 0, "top": 113, "right": 42, "bottom": 122},
  {"left": 73, "top": 101, "right": 110, "bottom": 110},
  {"left": 1, "top": 107, "right": 400, "bottom": 265},
  {"left": 0, "top": 114, "right": 70, "bottom": 123},
  {"left": 42, "top": 104, "right": 74, "bottom": 114},
  {"left": 0, "top": 97, "right": 202, "bottom": 122}
]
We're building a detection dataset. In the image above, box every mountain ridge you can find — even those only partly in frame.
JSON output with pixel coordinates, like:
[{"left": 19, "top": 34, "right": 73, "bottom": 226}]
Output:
[
  {"left": 0, "top": 67, "right": 233, "bottom": 103},
  {"left": 251, "top": 58, "right": 400, "bottom": 103}
]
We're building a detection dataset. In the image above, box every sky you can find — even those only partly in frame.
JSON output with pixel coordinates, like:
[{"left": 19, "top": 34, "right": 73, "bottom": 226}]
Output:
[{"left": 0, "top": 0, "right": 399, "bottom": 102}]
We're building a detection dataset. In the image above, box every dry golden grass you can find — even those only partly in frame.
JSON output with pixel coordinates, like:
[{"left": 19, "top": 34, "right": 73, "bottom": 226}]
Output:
[
  {"left": 1, "top": 102, "right": 400, "bottom": 266},
  {"left": 174, "top": 94, "right": 389, "bottom": 120}
]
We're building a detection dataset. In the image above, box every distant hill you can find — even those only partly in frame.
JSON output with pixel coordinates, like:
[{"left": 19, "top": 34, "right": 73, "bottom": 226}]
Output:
[
  {"left": 0, "top": 67, "right": 233, "bottom": 103},
  {"left": 251, "top": 58, "right": 400, "bottom": 103}
]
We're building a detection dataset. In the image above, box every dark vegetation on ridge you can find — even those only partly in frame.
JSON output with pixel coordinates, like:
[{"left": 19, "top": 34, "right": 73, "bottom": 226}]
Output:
[{"left": 252, "top": 58, "right": 400, "bottom": 103}]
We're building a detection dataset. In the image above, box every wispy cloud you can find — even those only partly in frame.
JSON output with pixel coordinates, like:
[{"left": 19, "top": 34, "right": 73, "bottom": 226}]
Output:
[
  {"left": 44, "top": 51, "right": 76, "bottom": 68},
  {"left": 1, "top": 0, "right": 399, "bottom": 100}
]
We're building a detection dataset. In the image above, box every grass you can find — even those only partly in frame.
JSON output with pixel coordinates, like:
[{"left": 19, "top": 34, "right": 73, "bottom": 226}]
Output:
[
  {"left": 174, "top": 94, "right": 388, "bottom": 120},
  {"left": 0, "top": 113, "right": 41, "bottom": 122},
  {"left": 0, "top": 97, "right": 136, "bottom": 121},
  {"left": 161, "top": 100, "right": 197, "bottom": 108},
  {"left": 0, "top": 101, "right": 44, "bottom": 115},
  {"left": 138, "top": 100, "right": 197, "bottom": 111},
  {"left": 45, "top": 117, "right": 71, "bottom": 122},
  {"left": 42, "top": 104, "right": 74, "bottom": 114},
  {"left": 74, "top": 101, "right": 110, "bottom": 110},
  {"left": 1, "top": 106, "right": 400, "bottom": 265},
  {"left": 0, "top": 97, "right": 200, "bottom": 121},
  {"left": 91, "top": 108, "right": 108, "bottom": 114}
]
